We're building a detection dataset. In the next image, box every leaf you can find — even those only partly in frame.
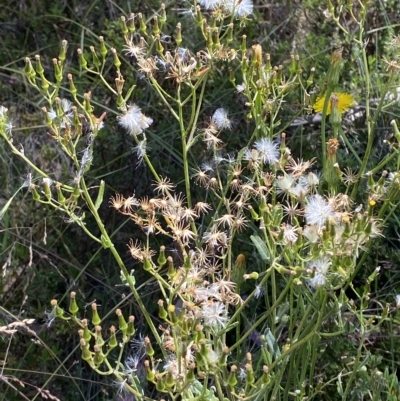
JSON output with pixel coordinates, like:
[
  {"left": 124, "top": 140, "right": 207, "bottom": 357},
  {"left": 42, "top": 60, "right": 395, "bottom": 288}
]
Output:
[
  {"left": 0, "top": 187, "right": 22, "bottom": 221},
  {"left": 250, "top": 235, "right": 270, "bottom": 261}
]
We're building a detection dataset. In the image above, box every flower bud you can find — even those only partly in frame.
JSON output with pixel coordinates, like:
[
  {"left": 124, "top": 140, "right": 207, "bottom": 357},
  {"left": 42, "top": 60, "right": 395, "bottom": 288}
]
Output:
[
  {"left": 50, "top": 299, "right": 64, "bottom": 318},
  {"left": 69, "top": 291, "right": 79, "bottom": 316},
  {"left": 327, "top": 48, "right": 342, "bottom": 87},
  {"left": 127, "top": 315, "right": 135, "bottom": 337},
  {"left": 77, "top": 48, "right": 88, "bottom": 70},
  {"left": 42, "top": 178, "right": 52, "bottom": 201},
  {"left": 110, "top": 47, "right": 121, "bottom": 70},
  {"left": 329, "top": 93, "right": 342, "bottom": 129},
  {"left": 138, "top": 13, "right": 147, "bottom": 33},
  {"left": 145, "top": 360, "right": 155, "bottom": 382},
  {"left": 109, "top": 325, "right": 118, "bottom": 349},
  {"left": 81, "top": 319, "right": 91, "bottom": 342},
  {"left": 99, "top": 36, "right": 107, "bottom": 59},
  {"left": 94, "top": 325, "right": 104, "bottom": 347},
  {"left": 116, "top": 308, "right": 127, "bottom": 334},
  {"left": 228, "top": 365, "right": 237, "bottom": 388},
  {"left": 261, "top": 365, "right": 270, "bottom": 384},
  {"left": 24, "top": 57, "right": 36, "bottom": 81},
  {"left": 90, "top": 46, "right": 101, "bottom": 69},
  {"left": 158, "top": 299, "right": 168, "bottom": 320},
  {"left": 245, "top": 362, "right": 255, "bottom": 384},
  {"left": 59, "top": 40, "right": 68, "bottom": 63},
  {"left": 159, "top": 4, "right": 167, "bottom": 26},
  {"left": 35, "top": 54, "right": 44, "bottom": 75},
  {"left": 145, "top": 336, "right": 154, "bottom": 357},
  {"left": 53, "top": 58, "right": 62, "bottom": 83},
  {"left": 93, "top": 344, "right": 105, "bottom": 366},
  {"left": 91, "top": 303, "right": 102, "bottom": 325},
  {"left": 241, "top": 35, "right": 247, "bottom": 54},
  {"left": 167, "top": 256, "right": 176, "bottom": 279},
  {"left": 80, "top": 338, "right": 93, "bottom": 361}
]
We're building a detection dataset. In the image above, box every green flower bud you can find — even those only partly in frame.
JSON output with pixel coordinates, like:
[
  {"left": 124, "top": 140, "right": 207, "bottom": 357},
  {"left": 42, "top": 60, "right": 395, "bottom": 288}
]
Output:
[
  {"left": 327, "top": 48, "right": 343, "bottom": 87},
  {"left": 93, "top": 344, "right": 104, "bottom": 366},
  {"left": 155, "top": 374, "right": 165, "bottom": 392},
  {"left": 34, "top": 54, "right": 44, "bottom": 75},
  {"left": 24, "top": 57, "right": 36, "bottom": 80},
  {"left": 228, "top": 365, "right": 238, "bottom": 388},
  {"left": 261, "top": 365, "right": 270, "bottom": 385},
  {"left": 116, "top": 308, "right": 127, "bottom": 334},
  {"left": 165, "top": 369, "right": 175, "bottom": 388},
  {"left": 42, "top": 178, "right": 52, "bottom": 201},
  {"left": 94, "top": 325, "right": 104, "bottom": 347},
  {"left": 152, "top": 16, "right": 160, "bottom": 35},
  {"left": 83, "top": 92, "right": 93, "bottom": 113},
  {"left": 159, "top": 4, "right": 166, "bottom": 27},
  {"left": 306, "top": 67, "right": 315, "bottom": 88},
  {"left": 245, "top": 362, "right": 255, "bottom": 384},
  {"left": 143, "top": 257, "right": 152, "bottom": 272},
  {"left": 168, "top": 304, "right": 178, "bottom": 324},
  {"left": 67, "top": 74, "right": 77, "bottom": 98},
  {"left": 77, "top": 48, "right": 88, "bottom": 69},
  {"left": 158, "top": 299, "right": 168, "bottom": 320},
  {"left": 69, "top": 291, "right": 79, "bottom": 316},
  {"left": 53, "top": 58, "right": 62, "bottom": 83},
  {"left": 59, "top": 40, "right": 68, "bottom": 63},
  {"left": 50, "top": 299, "right": 64, "bottom": 318},
  {"left": 329, "top": 93, "right": 342, "bottom": 129},
  {"left": 167, "top": 256, "right": 175, "bottom": 279},
  {"left": 186, "top": 362, "right": 195, "bottom": 382},
  {"left": 157, "top": 246, "right": 167, "bottom": 267},
  {"left": 138, "top": 13, "right": 147, "bottom": 33},
  {"left": 90, "top": 46, "right": 101, "bottom": 69},
  {"left": 241, "top": 34, "right": 247, "bottom": 54},
  {"left": 110, "top": 47, "right": 121, "bottom": 70},
  {"left": 99, "top": 36, "right": 107, "bottom": 59},
  {"left": 108, "top": 325, "right": 118, "bottom": 349},
  {"left": 121, "top": 15, "right": 128, "bottom": 35},
  {"left": 145, "top": 360, "right": 155, "bottom": 382},
  {"left": 30, "top": 184, "right": 41, "bottom": 201},
  {"left": 56, "top": 183, "right": 66, "bottom": 205},
  {"left": 145, "top": 336, "right": 154, "bottom": 357},
  {"left": 91, "top": 303, "right": 102, "bottom": 325},
  {"left": 127, "top": 315, "right": 135, "bottom": 337},
  {"left": 81, "top": 319, "right": 91, "bottom": 342},
  {"left": 80, "top": 339, "right": 93, "bottom": 361}
]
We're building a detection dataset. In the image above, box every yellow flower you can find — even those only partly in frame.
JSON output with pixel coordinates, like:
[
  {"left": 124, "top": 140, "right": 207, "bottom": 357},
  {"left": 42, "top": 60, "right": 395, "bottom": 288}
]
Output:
[{"left": 313, "top": 92, "right": 355, "bottom": 115}]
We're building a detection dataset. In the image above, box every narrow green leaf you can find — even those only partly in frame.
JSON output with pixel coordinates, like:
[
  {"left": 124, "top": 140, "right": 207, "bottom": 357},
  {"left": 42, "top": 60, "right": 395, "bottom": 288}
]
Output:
[{"left": 250, "top": 235, "right": 270, "bottom": 261}]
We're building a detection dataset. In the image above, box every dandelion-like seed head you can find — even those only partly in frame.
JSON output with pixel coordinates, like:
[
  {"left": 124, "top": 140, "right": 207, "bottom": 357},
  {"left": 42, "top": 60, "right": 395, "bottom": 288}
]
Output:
[
  {"left": 225, "top": 0, "right": 254, "bottom": 17},
  {"left": 118, "top": 104, "right": 153, "bottom": 135},
  {"left": 307, "top": 256, "right": 331, "bottom": 288},
  {"left": 304, "top": 194, "right": 336, "bottom": 229},
  {"left": 212, "top": 108, "right": 231, "bottom": 130},
  {"left": 201, "top": 301, "right": 229, "bottom": 330},
  {"left": 253, "top": 138, "right": 279, "bottom": 165}
]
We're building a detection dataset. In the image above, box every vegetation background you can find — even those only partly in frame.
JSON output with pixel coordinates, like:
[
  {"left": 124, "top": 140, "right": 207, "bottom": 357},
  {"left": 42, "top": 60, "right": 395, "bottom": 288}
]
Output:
[{"left": 1, "top": 0, "right": 400, "bottom": 400}]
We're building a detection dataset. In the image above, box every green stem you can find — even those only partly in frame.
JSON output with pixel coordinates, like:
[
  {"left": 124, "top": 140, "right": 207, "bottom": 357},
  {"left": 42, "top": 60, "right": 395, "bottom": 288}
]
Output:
[{"left": 80, "top": 178, "right": 164, "bottom": 354}]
